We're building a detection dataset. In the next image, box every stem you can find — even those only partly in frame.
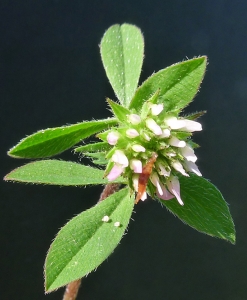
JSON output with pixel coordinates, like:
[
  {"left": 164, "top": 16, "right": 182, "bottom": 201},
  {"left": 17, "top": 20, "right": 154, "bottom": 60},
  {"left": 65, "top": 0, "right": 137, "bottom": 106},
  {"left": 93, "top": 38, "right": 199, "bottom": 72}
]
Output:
[{"left": 62, "top": 183, "right": 120, "bottom": 300}]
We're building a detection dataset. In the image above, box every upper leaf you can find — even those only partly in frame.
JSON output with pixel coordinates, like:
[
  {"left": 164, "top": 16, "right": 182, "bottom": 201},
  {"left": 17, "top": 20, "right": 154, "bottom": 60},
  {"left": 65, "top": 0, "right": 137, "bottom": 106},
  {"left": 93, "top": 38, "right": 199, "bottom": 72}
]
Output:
[
  {"left": 100, "top": 24, "right": 144, "bottom": 107},
  {"left": 8, "top": 118, "right": 117, "bottom": 159},
  {"left": 4, "top": 160, "right": 125, "bottom": 185},
  {"left": 129, "top": 57, "right": 207, "bottom": 112},
  {"left": 45, "top": 187, "right": 134, "bottom": 292},
  {"left": 159, "top": 174, "right": 235, "bottom": 244}
]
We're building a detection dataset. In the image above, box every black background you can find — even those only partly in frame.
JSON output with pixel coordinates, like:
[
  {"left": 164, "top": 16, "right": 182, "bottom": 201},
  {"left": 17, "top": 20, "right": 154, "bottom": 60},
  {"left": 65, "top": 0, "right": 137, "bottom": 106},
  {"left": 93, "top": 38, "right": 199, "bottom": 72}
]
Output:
[{"left": 1, "top": 1, "right": 247, "bottom": 299}]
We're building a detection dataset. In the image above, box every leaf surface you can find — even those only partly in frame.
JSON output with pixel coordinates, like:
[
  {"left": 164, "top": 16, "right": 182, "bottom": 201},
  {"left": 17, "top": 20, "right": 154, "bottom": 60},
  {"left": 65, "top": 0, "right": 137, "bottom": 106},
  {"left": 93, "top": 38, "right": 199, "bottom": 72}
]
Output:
[
  {"left": 100, "top": 24, "right": 144, "bottom": 107},
  {"left": 45, "top": 188, "right": 134, "bottom": 292},
  {"left": 8, "top": 119, "right": 117, "bottom": 159},
  {"left": 159, "top": 174, "right": 235, "bottom": 244}
]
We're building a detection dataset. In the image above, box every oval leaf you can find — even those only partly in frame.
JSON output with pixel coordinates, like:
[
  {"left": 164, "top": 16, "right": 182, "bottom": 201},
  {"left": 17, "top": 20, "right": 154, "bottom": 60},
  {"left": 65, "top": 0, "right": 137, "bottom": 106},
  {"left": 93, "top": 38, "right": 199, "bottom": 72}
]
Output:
[
  {"left": 8, "top": 118, "right": 117, "bottom": 159},
  {"left": 45, "top": 187, "right": 134, "bottom": 292},
  {"left": 100, "top": 24, "right": 144, "bottom": 107},
  {"left": 129, "top": 57, "right": 207, "bottom": 112},
  {"left": 159, "top": 174, "right": 235, "bottom": 244},
  {"left": 4, "top": 160, "right": 125, "bottom": 185}
]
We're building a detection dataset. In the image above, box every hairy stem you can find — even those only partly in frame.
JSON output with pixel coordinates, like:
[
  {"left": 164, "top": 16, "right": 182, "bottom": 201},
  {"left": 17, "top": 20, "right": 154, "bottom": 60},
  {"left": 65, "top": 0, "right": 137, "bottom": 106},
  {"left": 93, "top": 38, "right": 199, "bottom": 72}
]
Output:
[{"left": 62, "top": 183, "right": 120, "bottom": 300}]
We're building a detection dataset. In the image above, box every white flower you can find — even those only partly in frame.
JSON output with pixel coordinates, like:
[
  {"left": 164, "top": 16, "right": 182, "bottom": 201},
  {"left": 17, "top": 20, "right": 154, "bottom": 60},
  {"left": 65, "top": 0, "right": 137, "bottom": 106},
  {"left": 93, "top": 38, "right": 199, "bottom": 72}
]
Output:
[
  {"left": 128, "top": 114, "right": 141, "bottom": 125},
  {"left": 146, "top": 118, "right": 162, "bottom": 135},
  {"left": 167, "top": 176, "right": 184, "bottom": 205},
  {"left": 157, "top": 182, "right": 174, "bottom": 200},
  {"left": 165, "top": 117, "right": 185, "bottom": 129},
  {"left": 183, "top": 160, "right": 202, "bottom": 176},
  {"left": 132, "top": 144, "right": 146, "bottom": 152},
  {"left": 107, "top": 150, "right": 129, "bottom": 181},
  {"left": 150, "top": 103, "right": 164, "bottom": 116},
  {"left": 181, "top": 119, "right": 202, "bottom": 132},
  {"left": 130, "top": 159, "right": 142, "bottom": 173},
  {"left": 180, "top": 145, "right": 197, "bottom": 162},
  {"left": 169, "top": 136, "right": 186, "bottom": 148},
  {"left": 159, "top": 129, "right": 170, "bottom": 138},
  {"left": 126, "top": 128, "right": 139, "bottom": 138},
  {"left": 150, "top": 173, "right": 163, "bottom": 195},
  {"left": 111, "top": 150, "right": 129, "bottom": 167},
  {"left": 107, "top": 131, "right": 120, "bottom": 145},
  {"left": 172, "top": 161, "right": 189, "bottom": 176}
]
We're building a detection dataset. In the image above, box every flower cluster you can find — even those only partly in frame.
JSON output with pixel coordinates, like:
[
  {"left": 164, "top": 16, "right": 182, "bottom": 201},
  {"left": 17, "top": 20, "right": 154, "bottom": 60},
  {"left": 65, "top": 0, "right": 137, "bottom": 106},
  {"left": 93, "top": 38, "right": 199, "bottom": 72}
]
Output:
[{"left": 99, "top": 101, "right": 202, "bottom": 206}]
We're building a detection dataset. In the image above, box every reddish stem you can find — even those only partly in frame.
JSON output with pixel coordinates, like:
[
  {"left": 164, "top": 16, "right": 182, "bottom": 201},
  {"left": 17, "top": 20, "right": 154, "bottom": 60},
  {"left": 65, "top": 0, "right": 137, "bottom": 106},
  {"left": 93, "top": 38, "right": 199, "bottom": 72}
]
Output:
[{"left": 62, "top": 183, "right": 120, "bottom": 300}]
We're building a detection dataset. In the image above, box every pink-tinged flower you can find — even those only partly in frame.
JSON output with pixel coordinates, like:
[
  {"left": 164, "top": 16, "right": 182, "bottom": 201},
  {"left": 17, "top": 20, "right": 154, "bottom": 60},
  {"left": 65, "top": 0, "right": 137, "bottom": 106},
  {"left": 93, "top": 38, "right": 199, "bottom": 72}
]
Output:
[
  {"left": 169, "top": 136, "right": 186, "bottom": 148},
  {"left": 181, "top": 120, "right": 202, "bottom": 132},
  {"left": 107, "top": 131, "right": 120, "bottom": 145},
  {"left": 130, "top": 159, "right": 142, "bottom": 173},
  {"left": 107, "top": 150, "right": 129, "bottom": 181},
  {"left": 126, "top": 128, "right": 139, "bottom": 138},
  {"left": 157, "top": 183, "right": 174, "bottom": 200},
  {"left": 107, "top": 164, "right": 124, "bottom": 181},
  {"left": 111, "top": 150, "right": 129, "bottom": 167},
  {"left": 180, "top": 145, "right": 197, "bottom": 162},
  {"left": 165, "top": 117, "right": 186, "bottom": 129},
  {"left": 167, "top": 176, "right": 184, "bottom": 205},
  {"left": 172, "top": 161, "right": 189, "bottom": 176},
  {"left": 150, "top": 103, "right": 164, "bottom": 116},
  {"left": 128, "top": 114, "right": 141, "bottom": 125},
  {"left": 132, "top": 144, "right": 146, "bottom": 152},
  {"left": 183, "top": 160, "right": 202, "bottom": 176},
  {"left": 146, "top": 118, "right": 163, "bottom": 135}
]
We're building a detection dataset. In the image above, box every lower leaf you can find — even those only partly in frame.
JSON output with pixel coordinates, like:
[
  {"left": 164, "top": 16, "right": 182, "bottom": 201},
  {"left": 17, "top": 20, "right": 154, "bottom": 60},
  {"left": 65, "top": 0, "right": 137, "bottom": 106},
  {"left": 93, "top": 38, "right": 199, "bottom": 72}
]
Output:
[
  {"left": 159, "top": 174, "right": 235, "bottom": 244},
  {"left": 45, "top": 187, "right": 134, "bottom": 292}
]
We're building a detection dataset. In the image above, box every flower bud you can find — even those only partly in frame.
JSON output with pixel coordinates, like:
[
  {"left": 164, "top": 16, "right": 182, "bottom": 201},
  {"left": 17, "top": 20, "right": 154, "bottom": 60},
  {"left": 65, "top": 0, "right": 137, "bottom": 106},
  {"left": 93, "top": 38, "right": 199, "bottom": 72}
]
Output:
[
  {"left": 107, "top": 131, "right": 120, "bottom": 145},
  {"left": 146, "top": 118, "right": 162, "bottom": 135},
  {"left": 128, "top": 114, "right": 141, "bottom": 125},
  {"left": 132, "top": 144, "right": 146, "bottom": 152},
  {"left": 126, "top": 128, "right": 139, "bottom": 138}
]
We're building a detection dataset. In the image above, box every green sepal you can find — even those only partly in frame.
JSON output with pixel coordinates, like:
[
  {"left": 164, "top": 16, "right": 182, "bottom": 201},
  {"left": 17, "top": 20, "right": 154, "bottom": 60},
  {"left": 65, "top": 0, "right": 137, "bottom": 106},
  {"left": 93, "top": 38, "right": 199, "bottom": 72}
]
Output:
[
  {"left": 100, "top": 24, "right": 144, "bottom": 107},
  {"left": 107, "top": 98, "right": 131, "bottom": 122},
  {"left": 185, "top": 110, "right": 207, "bottom": 120},
  {"left": 74, "top": 142, "right": 111, "bottom": 153},
  {"left": 129, "top": 57, "right": 207, "bottom": 112},
  {"left": 4, "top": 160, "right": 126, "bottom": 186},
  {"left": 159, "top": 174, "right": 235, "bottom": 244},
  {"left": 45, "top": 187, "right": 134, "bottom": 292},
  {"left": 8, "top": 118, "right": 117, "bottom": 159},
  {"left": 84, "top": 152, "right": 108, "bottom": 165}
]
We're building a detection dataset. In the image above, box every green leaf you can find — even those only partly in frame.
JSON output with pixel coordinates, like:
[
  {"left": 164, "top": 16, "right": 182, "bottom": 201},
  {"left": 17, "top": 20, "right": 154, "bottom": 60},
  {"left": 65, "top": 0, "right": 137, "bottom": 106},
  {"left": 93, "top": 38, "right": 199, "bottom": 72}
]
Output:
[
  {"left": 107, "top": 98, "right": 131, "bottom": 122},
  {"left": 74, "top": 142, "right": 111, "bottom": 153},
  {"left": 159, "top": 174, "right": 235, "bottom": 244},
  {"left": 129, "top": 57, "right": 207, "bottom": 112},
  {"left": 8, "top": 118, "right": 117, "bottom": 159},
  {"left": 4, "top": 160, "right": 125, "bottom": 185},
  {"left": 84, "top": 152, "right": 108, "bottom": 165},
  {"left": 45, "top": 187, "right": 134, "bottom": 292},
  {"left": 100, "top": 24, "right": 144, "bottom": 107}
]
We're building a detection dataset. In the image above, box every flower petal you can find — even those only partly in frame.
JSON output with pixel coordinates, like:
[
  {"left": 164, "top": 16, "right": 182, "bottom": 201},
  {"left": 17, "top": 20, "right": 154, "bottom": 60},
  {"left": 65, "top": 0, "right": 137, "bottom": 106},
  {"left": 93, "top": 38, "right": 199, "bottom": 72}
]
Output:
[
  {"left": 172, "top": 161, "right": 189, "bottom": 176},
  {"left": 165, "top": 117, "right": 185, "bottom": 129},
  {"left": 180, "top": 145, "right": 197, "bottom": 162},
  {"left": 128, "top": 114, "right": 141, "bottom": 125},
  {"left": 107, "top": 131, "right": 120, "bottom": 145},
  {"left": 167, "top": 176, "right": 184, "bottom": 205},
  {"left": 130, "top": 159, "right": 142, "bottom": 173},
  {"left": 107, "top": 164, "right": 124, "bottom": 181},
  {"left": 184, "top": 160, "right": 202, "bottom": 176},
  {"left": 111, "top": 150, "right": 129, "bottom": 167},
  {"left": 146, "top": 118, "right": 163, "bottom": 135},
  {"left": 157, "top": 183, "right": 174, "bottom": 200},
  {"left": 181, "top": 119, "right": 202, "bottom": 132},
  {"left": 132, "top": 144, "right": 146, "bottom": 152},
  {"left": 150, "top": 103, "right": 164, "bottom": 116},
  {"left": 169, "top": 136, "right": 186, "bottom": 148}
]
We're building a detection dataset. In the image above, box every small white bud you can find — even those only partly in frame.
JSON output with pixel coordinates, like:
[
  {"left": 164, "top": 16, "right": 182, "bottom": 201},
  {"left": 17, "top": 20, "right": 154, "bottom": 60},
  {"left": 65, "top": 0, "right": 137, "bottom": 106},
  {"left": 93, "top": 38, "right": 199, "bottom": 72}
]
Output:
[
  {"left": 130, "top": 159, "right": 142, "bottom": 173},
  {"left": 107, "top": 131, "right": 120, "bottom": 145},
  {"left": 146, "top": 118, "right": 162, "bottom": 135},
  {"left": 102, "top": 215, "right": 110, "bottom": 222},
  {"left": 150, "top": 103, "right": 164, "bottom": 116},
  {"left": 132, "top": 144, "right": 146, "bottom": 152},
  {"left": 169, "top": 136, "right": 186, "bottom": 148},
  {"left": 128, "top": 114, "right": 141, "bottom": 125},
  {"left": 165, "top": 117, "right": 185, "bottom": 129},
  {"left": 126, "top": 128, "right": 139, "bottom": 138}
]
